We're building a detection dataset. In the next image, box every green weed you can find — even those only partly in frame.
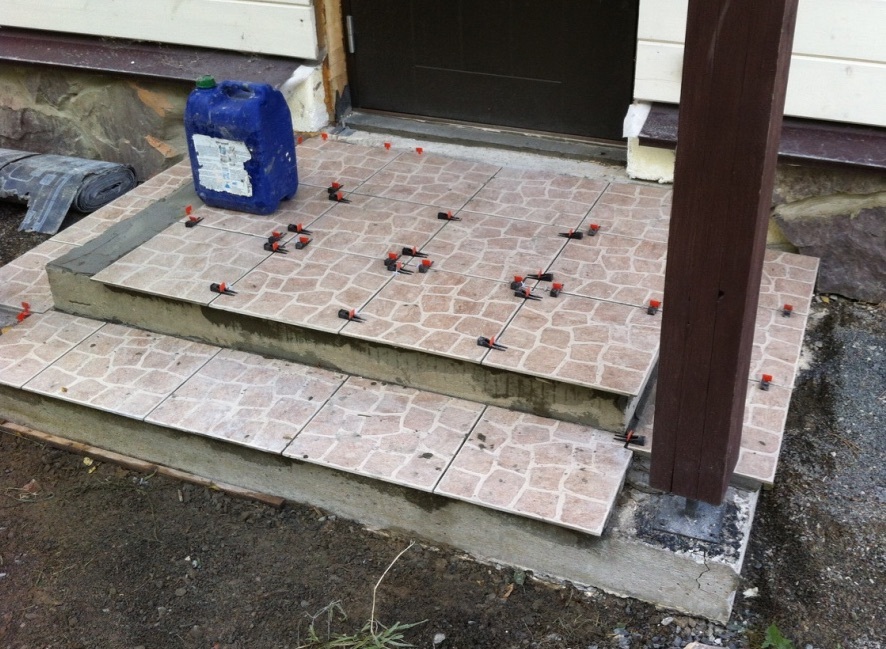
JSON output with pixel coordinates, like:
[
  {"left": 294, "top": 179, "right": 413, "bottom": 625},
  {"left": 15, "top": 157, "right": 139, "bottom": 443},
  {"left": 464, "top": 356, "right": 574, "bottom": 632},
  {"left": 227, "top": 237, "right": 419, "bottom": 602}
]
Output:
[{"left": 761, "top": 623, "right": 796, "bottom": 649}]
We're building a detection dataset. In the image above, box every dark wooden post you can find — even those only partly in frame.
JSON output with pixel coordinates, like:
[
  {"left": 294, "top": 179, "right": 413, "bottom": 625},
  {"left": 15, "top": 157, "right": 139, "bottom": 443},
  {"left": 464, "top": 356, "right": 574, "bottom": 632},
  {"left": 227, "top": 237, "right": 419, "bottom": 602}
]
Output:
[{"left": 649, "top": 0, "right": 800, "bottom": 504}]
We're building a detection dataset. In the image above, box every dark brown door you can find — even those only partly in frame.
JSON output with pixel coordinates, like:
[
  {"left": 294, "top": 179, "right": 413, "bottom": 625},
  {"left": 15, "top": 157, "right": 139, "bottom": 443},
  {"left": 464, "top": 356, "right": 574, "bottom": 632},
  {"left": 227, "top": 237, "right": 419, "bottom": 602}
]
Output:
[{"left": 344, "top": 0, "right": 640, "bottom": 141}]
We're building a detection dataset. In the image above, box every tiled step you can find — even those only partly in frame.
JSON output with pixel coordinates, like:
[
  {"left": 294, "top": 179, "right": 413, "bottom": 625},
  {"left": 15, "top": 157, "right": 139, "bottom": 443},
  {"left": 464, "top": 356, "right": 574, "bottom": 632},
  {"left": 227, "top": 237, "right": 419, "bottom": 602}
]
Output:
[
  {"left": 45, "top": 141, "right": 681, "bottom": 430},
  {"left": 0, "top": 311, "right": 630, "bottom": 536}
]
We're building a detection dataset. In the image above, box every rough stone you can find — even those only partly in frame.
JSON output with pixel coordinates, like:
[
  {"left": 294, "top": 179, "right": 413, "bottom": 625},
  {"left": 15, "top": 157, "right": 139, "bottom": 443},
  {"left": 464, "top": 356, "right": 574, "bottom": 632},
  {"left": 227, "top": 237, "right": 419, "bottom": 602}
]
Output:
[
  {"left": 0, "top": 66, "right": 187, "bottom": 181},
  {"left": 774, "top": 193, "right": 886, "bottom": 303}
]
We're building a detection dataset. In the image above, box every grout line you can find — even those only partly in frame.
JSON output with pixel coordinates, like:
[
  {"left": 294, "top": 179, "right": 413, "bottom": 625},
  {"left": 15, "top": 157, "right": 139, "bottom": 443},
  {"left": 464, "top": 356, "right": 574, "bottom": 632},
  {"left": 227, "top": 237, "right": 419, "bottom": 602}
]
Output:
[
  {"left": 140, "top": 344, "right": 224, "bottom": 423},
  {"left": 277, "top": 370, "right": 350, "bottom": 456},
  {"left": 431, "top": 403, "right": 488, "bottom": 494}
]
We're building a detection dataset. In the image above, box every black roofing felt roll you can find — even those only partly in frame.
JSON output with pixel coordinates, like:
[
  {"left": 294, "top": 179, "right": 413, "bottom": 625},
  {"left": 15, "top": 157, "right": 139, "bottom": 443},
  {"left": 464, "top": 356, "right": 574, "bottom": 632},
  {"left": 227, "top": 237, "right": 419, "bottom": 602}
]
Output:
[{"left": 0, "top": 149, "right": 137, "bottom": 234}]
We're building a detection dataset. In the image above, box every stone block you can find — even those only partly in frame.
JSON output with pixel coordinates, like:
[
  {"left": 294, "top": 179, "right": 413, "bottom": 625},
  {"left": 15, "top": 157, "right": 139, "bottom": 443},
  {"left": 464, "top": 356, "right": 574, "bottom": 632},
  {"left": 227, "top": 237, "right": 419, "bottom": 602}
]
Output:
[{"left": 774, "top": 193, "right": 886, "bottom": 303}]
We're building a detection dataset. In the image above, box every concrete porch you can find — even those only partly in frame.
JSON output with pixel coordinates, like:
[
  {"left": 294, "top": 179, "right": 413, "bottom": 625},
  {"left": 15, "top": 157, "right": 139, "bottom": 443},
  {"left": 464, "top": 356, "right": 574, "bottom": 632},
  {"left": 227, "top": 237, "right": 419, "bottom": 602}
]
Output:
[{"left": 0, "top": 133, "right": 818, "bottom": 621}]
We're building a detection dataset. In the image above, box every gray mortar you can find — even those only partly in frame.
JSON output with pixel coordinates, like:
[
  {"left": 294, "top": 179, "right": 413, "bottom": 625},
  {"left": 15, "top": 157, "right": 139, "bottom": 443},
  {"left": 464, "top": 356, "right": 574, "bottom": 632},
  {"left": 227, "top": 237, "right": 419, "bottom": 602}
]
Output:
[
  {"left": 0, "top": 383, "right": 754, "bottom": 622},
  {"left": 45, "top": 185, "right": 645, "bottom": 431}
]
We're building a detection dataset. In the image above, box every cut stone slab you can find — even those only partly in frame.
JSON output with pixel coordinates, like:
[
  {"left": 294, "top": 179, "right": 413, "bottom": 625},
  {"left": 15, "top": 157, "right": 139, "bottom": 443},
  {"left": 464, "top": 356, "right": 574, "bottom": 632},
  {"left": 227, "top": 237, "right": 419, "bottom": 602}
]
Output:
[{"left": 774, "top": 192, "right": 886, "bottom": 303}]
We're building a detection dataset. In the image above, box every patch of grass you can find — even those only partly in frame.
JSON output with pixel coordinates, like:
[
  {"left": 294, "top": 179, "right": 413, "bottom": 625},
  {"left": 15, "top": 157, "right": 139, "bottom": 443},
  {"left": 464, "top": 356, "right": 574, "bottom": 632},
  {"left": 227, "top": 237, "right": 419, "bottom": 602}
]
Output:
[
  {"left": 761, "top": 624, "right": 795, "bottom": 649},
  {"left": 296, "top": 541, "right": 426, "bottom": 649}
]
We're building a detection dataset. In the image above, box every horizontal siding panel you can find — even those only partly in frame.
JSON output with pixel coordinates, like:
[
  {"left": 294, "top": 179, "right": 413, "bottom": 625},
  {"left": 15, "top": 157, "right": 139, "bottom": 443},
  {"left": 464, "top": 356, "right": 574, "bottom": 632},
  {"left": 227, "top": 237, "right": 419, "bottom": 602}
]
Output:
[
  {"left": 635, "top": 42, "right": 886, "bottom": 127},
  {"left": 638, "top": 0, "right": 886, "bottom": 62},
  {"left": 1, "top": 0, "right": 318, "bottom": 59}
]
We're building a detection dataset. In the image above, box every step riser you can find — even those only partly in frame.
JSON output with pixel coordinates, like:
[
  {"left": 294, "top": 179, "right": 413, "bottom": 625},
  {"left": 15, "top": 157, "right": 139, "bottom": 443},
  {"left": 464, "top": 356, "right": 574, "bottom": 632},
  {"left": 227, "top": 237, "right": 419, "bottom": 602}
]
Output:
[
  {"left": 0, "top": 383, "right": 750, "bottom": 623},
  {"left": 48, "top": 264, "right": 639, "bottom": 431}
]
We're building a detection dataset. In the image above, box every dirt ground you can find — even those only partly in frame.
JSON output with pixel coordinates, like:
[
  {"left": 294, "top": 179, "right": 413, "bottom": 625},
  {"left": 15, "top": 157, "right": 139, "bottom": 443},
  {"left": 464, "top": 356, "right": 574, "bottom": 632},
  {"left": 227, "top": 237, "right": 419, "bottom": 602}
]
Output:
[{"left": 1, "top": 201, "right": 883, "bottom": 649}]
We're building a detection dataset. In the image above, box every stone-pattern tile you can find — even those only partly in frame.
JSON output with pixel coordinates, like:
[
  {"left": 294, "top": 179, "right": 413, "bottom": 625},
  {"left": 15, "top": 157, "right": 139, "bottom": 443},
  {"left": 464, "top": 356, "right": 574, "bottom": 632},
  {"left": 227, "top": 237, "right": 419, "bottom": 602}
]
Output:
[
  {"left": 50, "top": 201, "right": 149, "bottom": 246},
  {"left": 582, "top": 181, "right": 672, "bottom": 242},
  {"left": 420, "top": 214, "right": 569, "bottom": 283},
  {"left": 549, "top": 234, "right": 667, "bottom": 307},
  {"left": 484, "top": 294, "right": 661, "bottom": 396},
  {"left": 284, "top": 376, "right": 486, "bottom": 491},
  {"left": 749, "top": 306, "right": 808, "bottom": 388},
  {"left": 92, "top": 224, "right": 270, "bottom": 305},
  {"left": 295, "top": 138, "right": 401, "bottom": 188},
  {"left": 23, "top": 324, "right": 219, "bottom": 419},
  {"left": 194, "top": 185, "right": 335, "bottom": 238},
  {"left": 146, "top": 349, "right": 345, "bottom": 453},
  {"left": 0, "top": 239, "right": 75, "bottom": 313},
  {"left": 0, "top": 311, "right": 104, "bottom": 388},
  {"left": 355, "top": 151, "right": 500, "bottom": 210},
  {"left": 211, "top": 246, "right": 396, "bottom": 333},
  {"left": 759, "top": 249, "right": 819, "bottom": 315},
  {"left": 633, "top": 379, "right": 792, "bottom": 486},
  {"left": 341, "top": 270, "right": 521, "bottom": 363},
  {"left": 128, "top": 160, "right": 192, "bottom": 199},
  {"left": 306, "top": 195, "right": 447, "bottom": 259},
  {"left": 463, "top": 168, "right": 607, "bottom": 227},
  {"left": 434, "top": 407, "right": 631, "bottom": 536}
]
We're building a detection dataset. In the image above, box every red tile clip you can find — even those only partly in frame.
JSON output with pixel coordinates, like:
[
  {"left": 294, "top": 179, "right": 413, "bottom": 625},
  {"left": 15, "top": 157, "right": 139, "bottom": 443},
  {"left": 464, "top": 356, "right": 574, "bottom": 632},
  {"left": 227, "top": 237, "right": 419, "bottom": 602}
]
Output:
[
  {"left": 338, "top": 308, "right": 365, "bottom": 323},
  {"left": 264, "top": 240, "right": 288, "bottom": 254},
  {"left": 528, "top": 270, "right": 553, "bottom": 281},
  {"left": 321, "top": 132, "right": 328, "bottom": 141},
  {"left": 418, "top": 259, "right": 434, "bottom": 273},
  {"left": 558, "top": 228, "right": 583, "bottom": 240},
  {"left": 268, "top": 231, "right": 285, "bottom": 243},
  {"left": 760, "top": 374, "right": 773, "bottom": 391},
  {"left": 287, "top": 223, "right": 313, "bottom": 235},
  {"left": 384, "top": 142, "right": 391, "bottom": 150},
  {"left": 295, "top": 236, "right": 311, "bottom": 250},
  {"left": 388, "top": 261, "right": 413, "bottom": 275},
  {"left": 184, "top": 205, "right": 203, "bottom": 228},
  {"left": 588, "top": 223, "right": 601, "bottom": 236},
  {"left": 210, "top": 282, "right": 237, "bottom": 296},
  {"left": 510, "top": 275, "right": 525, "bottom": 290},
  {"left": 415, "top": 147, "right": 423, "bottom": 155},
  {"left": 16, "top": 302, "right": 31, "bottom": 323},
  {"left": 614, "top": 429, "right": 646, "bottom": 448},
  {"left": 647, "top": 299, "right": 661, "bottom": 315},
  {"left": 297, "top": 135, "right": 304, "bottom": 145},
  {"left": 437, "top": 210, "right": 460, "bottom": 221},
  {"left": 401, "top": 246, "right": 428, "bottom": 258},
  {"left": 328, "top": 191, "right": 350, "bottom": 203},
  {"left": 384, "top": 252, "right": 401, "bottom": 268},
  {"left": 477, "top": 335, "right": 507, "bottom": 351},
  {"left": 550, "top": 282, "right": 564, "bottom": 298},
  {"left": 782, "top": 303, "right": 794, "bottom": 317},
  {"left": 515, "top": 286, "right": 541, "bottom": 301}
]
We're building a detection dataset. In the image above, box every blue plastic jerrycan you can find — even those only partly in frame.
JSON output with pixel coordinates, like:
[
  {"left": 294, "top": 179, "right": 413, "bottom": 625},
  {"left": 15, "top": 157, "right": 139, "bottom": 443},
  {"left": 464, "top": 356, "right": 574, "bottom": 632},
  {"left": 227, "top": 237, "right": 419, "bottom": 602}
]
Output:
[{"left": 184, "top": 76, "right": 298, "bottom": 215}]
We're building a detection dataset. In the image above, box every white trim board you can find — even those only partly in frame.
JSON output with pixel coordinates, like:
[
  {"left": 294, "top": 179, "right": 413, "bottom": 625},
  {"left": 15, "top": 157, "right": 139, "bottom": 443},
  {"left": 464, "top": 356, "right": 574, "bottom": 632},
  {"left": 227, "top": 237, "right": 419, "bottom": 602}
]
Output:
[{"left": 1, "top": 0, "right": 319, "bottom": 60}]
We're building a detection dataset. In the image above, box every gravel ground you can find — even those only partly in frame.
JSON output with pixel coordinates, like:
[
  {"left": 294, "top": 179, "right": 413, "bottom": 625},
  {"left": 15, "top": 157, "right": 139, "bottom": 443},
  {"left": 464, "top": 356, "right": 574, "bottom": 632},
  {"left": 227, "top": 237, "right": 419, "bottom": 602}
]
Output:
[{"left": 1, "top": 199, "right": 884, "bottom": 648}]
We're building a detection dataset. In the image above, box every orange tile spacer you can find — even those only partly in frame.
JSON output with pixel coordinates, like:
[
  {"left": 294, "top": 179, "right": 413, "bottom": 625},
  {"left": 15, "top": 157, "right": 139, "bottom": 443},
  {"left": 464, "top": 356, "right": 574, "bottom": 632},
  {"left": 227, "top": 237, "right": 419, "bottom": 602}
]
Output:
[{"left": 17, "top": 302, "right": 31, "bottom": 322}]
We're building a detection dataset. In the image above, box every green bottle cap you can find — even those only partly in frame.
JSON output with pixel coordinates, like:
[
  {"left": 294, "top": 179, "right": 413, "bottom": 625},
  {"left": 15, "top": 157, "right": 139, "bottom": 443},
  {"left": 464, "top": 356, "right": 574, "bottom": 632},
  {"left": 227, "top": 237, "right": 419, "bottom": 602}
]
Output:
[{"left": 195, "top": 75, "right": 217, "bottom": 89}]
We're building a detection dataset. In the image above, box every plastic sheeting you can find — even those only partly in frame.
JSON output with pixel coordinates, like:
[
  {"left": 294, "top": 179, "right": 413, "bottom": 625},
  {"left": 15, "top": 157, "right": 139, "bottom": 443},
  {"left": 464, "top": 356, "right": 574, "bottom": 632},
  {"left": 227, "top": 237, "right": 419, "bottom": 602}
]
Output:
[{"left": 0, "top": 149, "right": 137, "bottom": 234}]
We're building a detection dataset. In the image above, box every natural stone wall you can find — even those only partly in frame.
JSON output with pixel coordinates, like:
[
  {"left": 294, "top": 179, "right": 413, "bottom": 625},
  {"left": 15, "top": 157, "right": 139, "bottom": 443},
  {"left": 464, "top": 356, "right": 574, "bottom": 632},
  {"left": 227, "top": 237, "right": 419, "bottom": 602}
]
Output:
[
  {"left": 0, "top": 66, "right": 188, "bottom": 181},
  {"left": 774, "top": 193, "right": 886, "bottom": 303}
]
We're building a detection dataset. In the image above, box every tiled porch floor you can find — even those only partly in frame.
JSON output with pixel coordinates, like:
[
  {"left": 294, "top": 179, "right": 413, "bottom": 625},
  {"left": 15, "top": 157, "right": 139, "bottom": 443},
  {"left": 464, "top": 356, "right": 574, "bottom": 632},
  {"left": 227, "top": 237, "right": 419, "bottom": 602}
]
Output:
[{"left": 0, "top": 135, "right": 818, "bottom": 535}]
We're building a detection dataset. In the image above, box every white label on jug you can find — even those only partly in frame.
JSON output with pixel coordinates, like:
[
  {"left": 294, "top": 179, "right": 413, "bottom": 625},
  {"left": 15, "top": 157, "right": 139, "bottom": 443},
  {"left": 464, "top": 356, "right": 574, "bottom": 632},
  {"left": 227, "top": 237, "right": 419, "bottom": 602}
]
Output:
[{"left": 191, "top": 134, "right": 253, "bottom": 197}]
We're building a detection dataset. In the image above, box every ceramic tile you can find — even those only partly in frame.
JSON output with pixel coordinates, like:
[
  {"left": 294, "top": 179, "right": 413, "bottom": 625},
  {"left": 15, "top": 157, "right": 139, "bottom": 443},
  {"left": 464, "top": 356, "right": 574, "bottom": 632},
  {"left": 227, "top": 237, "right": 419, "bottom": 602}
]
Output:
[
  {"left": 419, "top": 214, "right": 569, "bottom": 282},
  {"left": 0, "top": 311, "right": 104, "bottom": 388},
  {"left": 463, "top": 168, "right": 607, "bottom": 227},
  {"left": 484, "top": 294, "right": 661, "bottom": 396},
  {"left": 633, "top": 379, "right": 792, "bottom": 486},
  {"left": 341, "top": 270, "right": 521, "bottom": 363},
  {"left": 23, "top": 323, "right": 219, "bottom": 419},
  {"left": 284, "top": 376, "right": 486, "bottom": 491},
  {"left": 548, "top": 233, "right": 667, "bottom": 307},
  {"left": 128, "top": 160, "right": 193, "bottom": 199},
  {"left": 92, "top": 224, "right": 270, "bottom": 305},
  {"left": 759, "top": 249, "right": 819, "bottom": 315},
  {"left": 295, "top": 138, "right": 401, "bottom": 188},
  {"left": 194, "top": 185, "right": 335, "bottom": 237},
  {"left": 0, "top": 239, "right": 75, "bottom": 313},
  {"left": 582, "top": 181, "right": 672, "bottom": 242},
  {"left": 355, "top": 151, "right": 500, "bottom": 210},
  {"left": 211, "top": 246, "right": 396, "bottom": 333},
  {"left": 50, "top": 202, "right": 148, "bottom": 246},
  {"left": 749, "top": 306, "right": 808, "bottom": 388},
  {"left": 146, "top": 349, "right": 345, "bottom": 453},
  {"left": 435, "top": 407, "right": 631, "bottom": 536},
  {"left": 305, "top": 194, "right": 447, "bottom": 259}
]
